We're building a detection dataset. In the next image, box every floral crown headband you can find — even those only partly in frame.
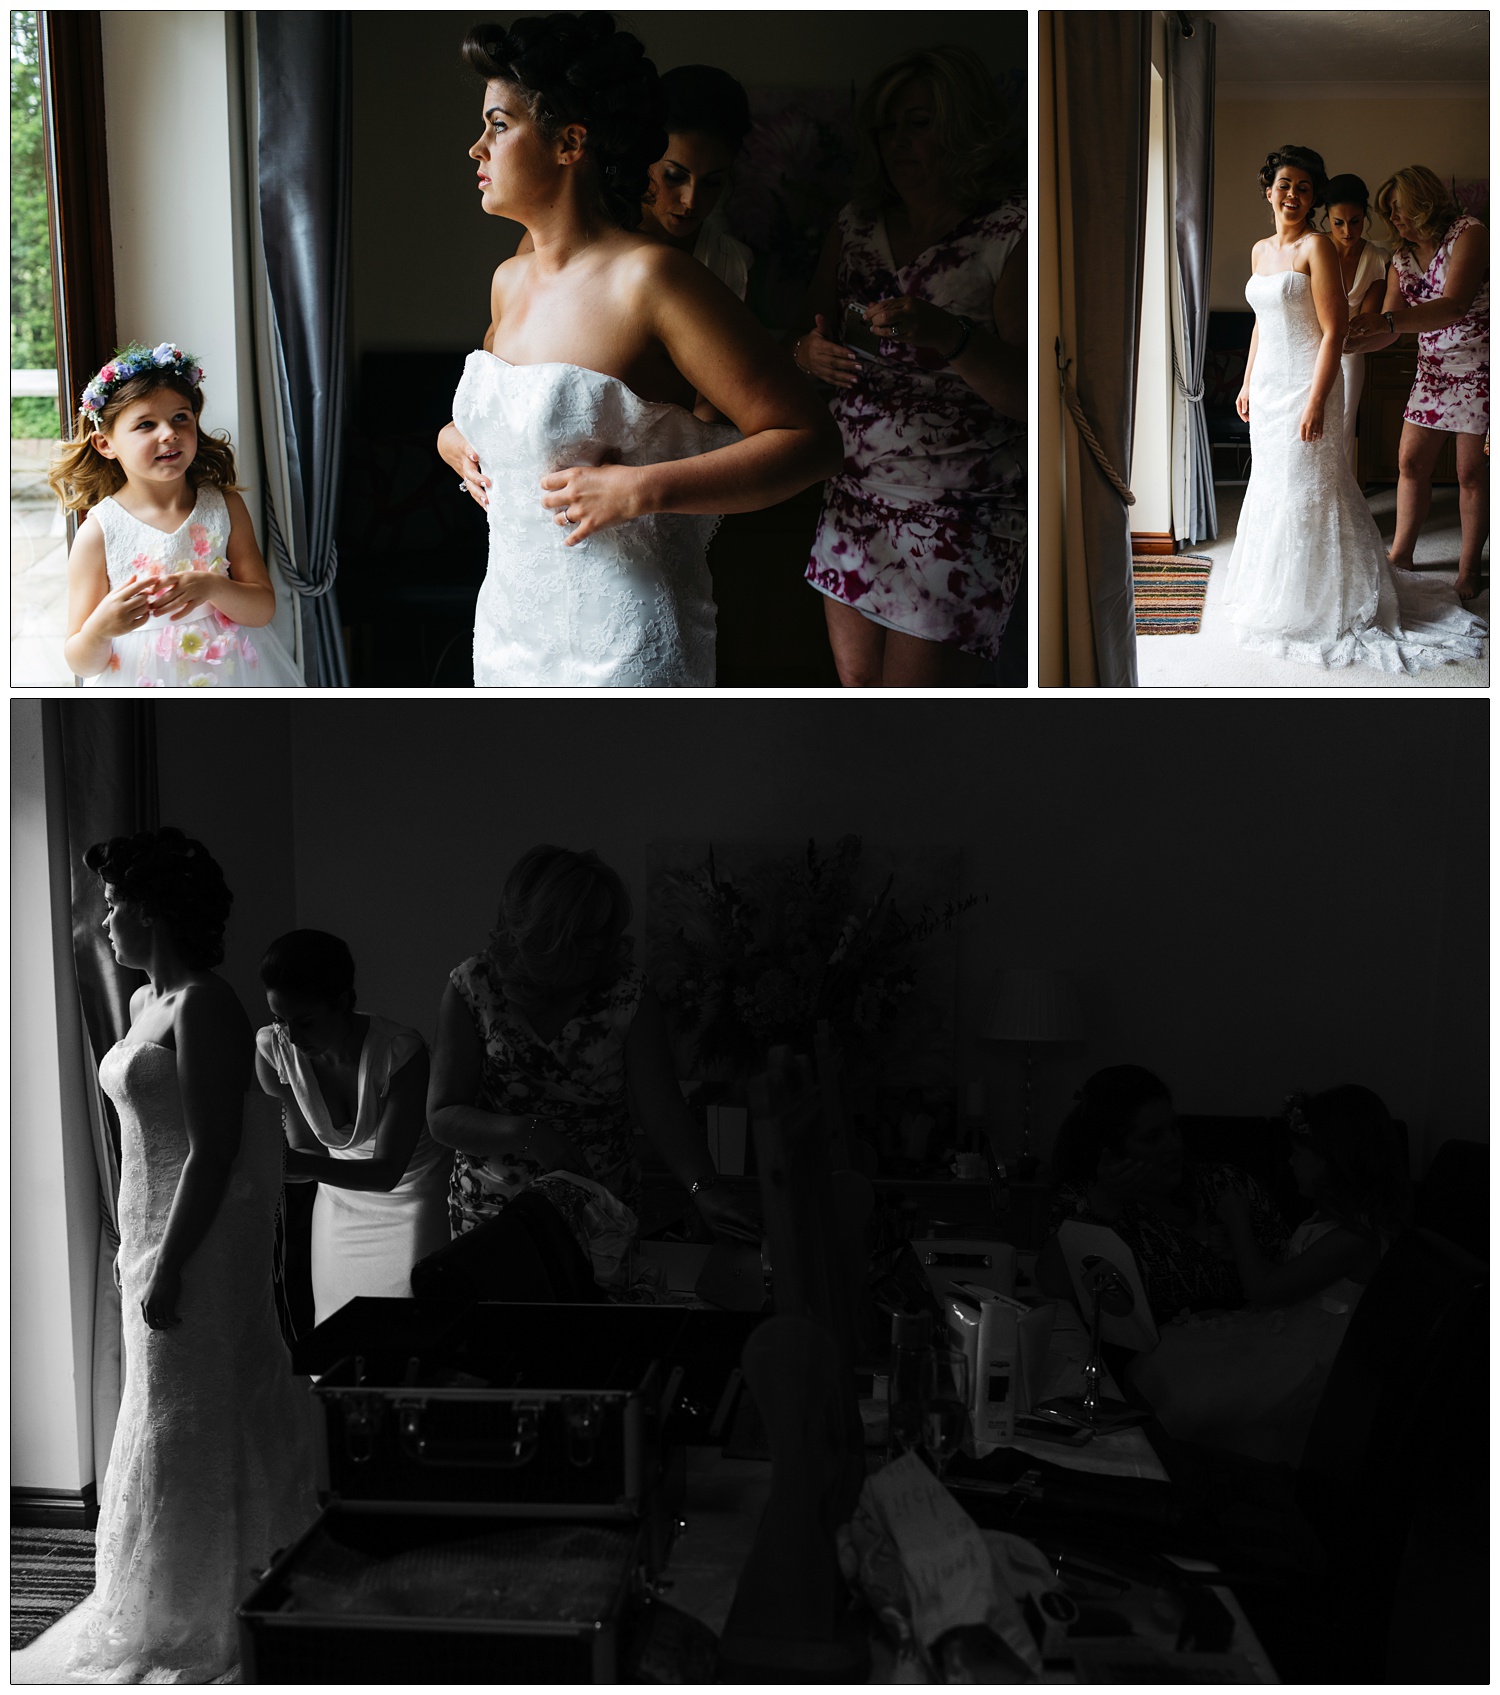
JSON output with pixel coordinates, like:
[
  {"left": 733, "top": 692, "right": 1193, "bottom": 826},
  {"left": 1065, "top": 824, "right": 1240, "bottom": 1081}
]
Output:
[{"left": 80, "top": 342, "right": 203, "bottom": 417}]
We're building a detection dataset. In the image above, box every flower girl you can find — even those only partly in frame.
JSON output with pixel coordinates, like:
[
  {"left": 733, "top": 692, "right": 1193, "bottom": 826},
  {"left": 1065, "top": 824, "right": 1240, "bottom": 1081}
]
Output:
[{"left": 51, "top": 342, "right": 303, "bottom": 686}]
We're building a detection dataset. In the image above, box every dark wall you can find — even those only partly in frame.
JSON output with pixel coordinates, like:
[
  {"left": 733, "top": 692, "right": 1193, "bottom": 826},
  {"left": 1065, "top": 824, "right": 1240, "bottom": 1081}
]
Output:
[{"left": 157, "top": 700, "right": 1488, "bottom": 1175}]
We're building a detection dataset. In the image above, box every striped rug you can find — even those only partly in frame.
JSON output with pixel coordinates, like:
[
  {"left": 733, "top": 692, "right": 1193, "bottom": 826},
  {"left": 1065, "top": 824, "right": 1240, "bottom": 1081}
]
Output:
[
  {"left": 10, "top": 1527, "right": 96, "bottom": 1649},
  {"left": 1133, "top": 554, "right": 1213, "bottom": 635}
]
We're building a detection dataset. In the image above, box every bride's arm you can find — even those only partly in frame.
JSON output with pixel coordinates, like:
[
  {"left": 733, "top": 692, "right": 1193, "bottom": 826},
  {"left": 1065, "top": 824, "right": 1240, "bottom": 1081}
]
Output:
[
  {"left": 437, "top": 263, "right": 510, "bottom": 508},
  {"left": 1301, "top": 235, "right": 1347, "bottom": 443},
  {"left": 1236, "top": 245, "right": 1262, "bottom": 421},
  {"left": 143, "top": 981, "right": 253, "bottom": 1328},
  {"left": 540, "top": 248, "right": 842, "bottom": 543}
]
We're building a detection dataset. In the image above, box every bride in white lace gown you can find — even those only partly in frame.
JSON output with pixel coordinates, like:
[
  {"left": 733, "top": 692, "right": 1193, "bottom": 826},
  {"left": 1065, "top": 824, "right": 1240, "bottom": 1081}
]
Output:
[
  {"left": 14, "top": 831, "right": 317, "bottom": 1685},
  {"left": 1221, "top": 147, "right": 1485, "bottom": 673},
  {"left": 437, "top": 15, "right": 839, "bottom": 687}
]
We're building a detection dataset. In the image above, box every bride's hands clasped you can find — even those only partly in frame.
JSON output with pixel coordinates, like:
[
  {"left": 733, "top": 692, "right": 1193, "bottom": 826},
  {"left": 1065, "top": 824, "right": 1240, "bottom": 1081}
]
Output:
[{"left": 540, "top": 461, "right": 646, "bottom": 546}]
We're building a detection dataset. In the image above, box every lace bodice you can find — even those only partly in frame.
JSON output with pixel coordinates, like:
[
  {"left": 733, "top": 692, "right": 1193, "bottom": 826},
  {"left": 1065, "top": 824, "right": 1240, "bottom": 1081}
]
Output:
[{"left": 452, "top": 352, "right": 738, "bottom": 687}]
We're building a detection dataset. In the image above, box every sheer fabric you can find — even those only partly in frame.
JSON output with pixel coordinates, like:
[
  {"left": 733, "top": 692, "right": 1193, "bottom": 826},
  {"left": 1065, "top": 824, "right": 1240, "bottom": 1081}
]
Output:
[
  {"left": 1221, "top": 272, "right": 1486, "bottom": 671},
  {"left": 452, "top": 353, "right": 737, "bottom": 687},
  {"left": 13, "top": 1044, "right": 318, "bottom": 1684}
]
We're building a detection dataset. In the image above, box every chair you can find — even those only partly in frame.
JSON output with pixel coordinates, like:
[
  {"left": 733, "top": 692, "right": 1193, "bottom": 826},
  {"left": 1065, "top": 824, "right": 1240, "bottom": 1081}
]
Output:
[
  {"left": 1203, "top": 310, "right": 1255, "bottom": 480},
  {"left": 1413, "top": 1137, "right": 1488, "bottom": 1261},
  {"left": 1245, "top": 1227, "right": 1488, "bottom": 1682}
]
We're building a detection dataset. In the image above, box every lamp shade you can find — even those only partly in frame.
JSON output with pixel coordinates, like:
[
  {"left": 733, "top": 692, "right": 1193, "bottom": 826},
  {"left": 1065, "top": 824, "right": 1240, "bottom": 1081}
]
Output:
[{"left": 984, "top": 968, "right": 1083, "bottom": 1044}]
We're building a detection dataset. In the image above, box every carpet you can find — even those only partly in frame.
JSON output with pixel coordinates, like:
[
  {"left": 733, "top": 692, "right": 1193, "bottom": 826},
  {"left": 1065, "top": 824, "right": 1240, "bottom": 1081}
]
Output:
[
  {"left": 10, "top": 1527, "right": 96, "bottom": 1649},
  {"left": 1133, "top": 555, "right": 1213, "bottom": 635}
]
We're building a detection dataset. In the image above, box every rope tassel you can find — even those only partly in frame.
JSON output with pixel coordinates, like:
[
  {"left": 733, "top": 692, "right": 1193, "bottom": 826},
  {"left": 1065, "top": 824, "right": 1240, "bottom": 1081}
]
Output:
[{"left": 1056, "top": 337, "right": 1135, "bottom": 506}]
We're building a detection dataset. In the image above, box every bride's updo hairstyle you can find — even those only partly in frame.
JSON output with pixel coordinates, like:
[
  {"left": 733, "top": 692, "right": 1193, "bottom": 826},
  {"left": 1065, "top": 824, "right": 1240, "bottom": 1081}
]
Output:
[
  {"left": 486, "top": 844, "right": 633, "bottom": 1003},
  {"left": 1258, "top": 144, "right": 1328, "bottom": 229},
  {"left": 462, "top": 13, "right": 666, "bottom": 229},
  {"left": 85, "top": 827, "right": 232, "bottom": 969},
  {"left": 1050, "top": 1064, "right": 1172, "bottom": 1188}
]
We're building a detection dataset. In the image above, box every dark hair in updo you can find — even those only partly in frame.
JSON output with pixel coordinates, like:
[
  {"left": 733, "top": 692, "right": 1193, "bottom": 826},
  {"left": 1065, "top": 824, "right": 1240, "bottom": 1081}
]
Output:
[
  {"left": 658, "top": 64, "right": 752, "bottom": 153},
  {"left": 261, "top": 930, "right": 356, "bottom": 1008},
  {"left": 463, "top": 13, "right": 665, "bottom": 229},
  {"left": 1050, "top": 1065, "right": 1172, "bottom": 1188},
  {"left": 485, "top": 844, "right": 633, "bottom": 1003},
  {"left": 1323, "top": 173, "right": 1370, "bottom": 213},
  {"left": 85, "top": 827, "right": 231, "bottom": 969},
  {"left": 1258, "top": 144, "right": 1329, "bottom": 227}
]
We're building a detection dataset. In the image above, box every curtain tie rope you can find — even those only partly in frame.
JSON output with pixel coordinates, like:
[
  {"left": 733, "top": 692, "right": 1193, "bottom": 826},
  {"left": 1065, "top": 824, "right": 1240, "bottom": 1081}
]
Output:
[
  {"left": 1172, "top": 347, "right": 1205, "bottom": 403},
  {"left": 1056, "top": 341, "right": 1135, "bottom": 506}
]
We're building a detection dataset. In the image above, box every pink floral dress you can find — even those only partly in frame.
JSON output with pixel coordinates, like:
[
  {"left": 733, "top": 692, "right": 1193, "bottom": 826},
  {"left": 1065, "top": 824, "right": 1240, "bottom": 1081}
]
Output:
[
  {"left": 805, "top": 198, "right": 1026, "bottom": 660},
  {"left": 83, "top": 485, "right": 302, "bottom": 687},
  {"left": 1392, "top": 214, "right": 1489, "bottom": 434}
]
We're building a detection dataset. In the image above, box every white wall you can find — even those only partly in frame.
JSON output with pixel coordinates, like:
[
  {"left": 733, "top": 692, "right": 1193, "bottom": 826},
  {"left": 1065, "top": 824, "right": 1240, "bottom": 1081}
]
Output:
[
  {"left": 10, "top": 704, "right": 100, "bottom": 1493},
  {"left": 100, "top": 12, "right": 297, "bottom": 657},
  {"left": 154, "top": 700, "right": 1488, "bottom": 1173},
  {"left": 1210, "top": 82, "right": 1488, "bottom": 310},
  {"left": 1130, "top": 28, "right": 1173, "bottom": 538}
]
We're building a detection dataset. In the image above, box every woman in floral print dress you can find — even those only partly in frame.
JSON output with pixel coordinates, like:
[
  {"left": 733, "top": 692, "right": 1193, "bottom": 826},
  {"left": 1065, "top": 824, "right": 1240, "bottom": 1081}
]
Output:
[
  {"left": 1347, "top": 167, "right": 1489, "bottom": 601},
  {"left": 795, "top": 47, "right": 1025, "bottom": 687},
  {"left": 427, "top": 846, "right": 756, "bottom": 1289}
]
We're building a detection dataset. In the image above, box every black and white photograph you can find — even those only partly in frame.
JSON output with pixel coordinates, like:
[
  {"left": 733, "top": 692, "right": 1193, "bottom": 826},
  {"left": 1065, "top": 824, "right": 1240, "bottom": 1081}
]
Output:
[{"left": 10, "top": 698, "right": 1487, "bottom": 1682}]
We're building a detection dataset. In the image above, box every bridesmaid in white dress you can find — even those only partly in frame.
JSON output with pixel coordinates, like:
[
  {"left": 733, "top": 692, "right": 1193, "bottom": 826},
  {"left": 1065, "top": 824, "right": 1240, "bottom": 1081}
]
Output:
[
  {"left": 14, "top": 830, "right": 316, "bottom": 1684},
  {"left": 256, "top": 930, "right": 450, "bottom": 1326},
  {"left": 1324, "top": 174, "right": 1389, "bottom": 477},
  {"left": 436, "top": 14, "right": 840, "bottom": 687}
]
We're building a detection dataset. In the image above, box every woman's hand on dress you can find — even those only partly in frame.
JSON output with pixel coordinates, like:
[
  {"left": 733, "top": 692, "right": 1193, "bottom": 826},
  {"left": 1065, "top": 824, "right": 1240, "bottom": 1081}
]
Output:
[
  {"left": 438, "top": 422, "right": 490, "bottom": 509},
  {"left": 1298, "top": 397, "right": 1326, "bottom": 442},
  {"left": 1344, "top": 312, "right": 1384, "bottom": 346},
  {"left": 539, "top": 461, "right": 645, "bottom": 546},
  {"left": 1235, "top": 387, "right": 1250, "bottom": 424},
  {"left": 692, "top": 1181, "right": 762, "bottom": 1242},
  {"left": 794, "top": 314, "right": 858, "bottom": 388},
  {"left": 865, "top": 294, "right": 962, "bottom": 355},
  {"left": 141, "top": 1260, "right": 182, "bottom": 1330}
]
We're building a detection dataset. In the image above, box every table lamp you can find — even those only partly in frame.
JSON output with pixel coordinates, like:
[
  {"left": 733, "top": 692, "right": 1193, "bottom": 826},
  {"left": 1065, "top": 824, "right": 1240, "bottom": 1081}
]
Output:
[{"left": 984, "top": 967, "right": 1082, "bottom": 1179}]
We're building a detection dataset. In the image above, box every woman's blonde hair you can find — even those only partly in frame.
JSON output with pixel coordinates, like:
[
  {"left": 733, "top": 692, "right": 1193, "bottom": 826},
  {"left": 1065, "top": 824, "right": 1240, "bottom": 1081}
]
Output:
[
  {"left": 850, "top": 46, "right": 1009, "bottom": 219},
  {"left": 1375, "top": 165, "right": 1464, "bottom": 253},
  {"left": 486, "top": 845, "right": 634, "bottom": 1004},
  {"left": 47, "top": 370, "right": 241, "bottom": 514}
]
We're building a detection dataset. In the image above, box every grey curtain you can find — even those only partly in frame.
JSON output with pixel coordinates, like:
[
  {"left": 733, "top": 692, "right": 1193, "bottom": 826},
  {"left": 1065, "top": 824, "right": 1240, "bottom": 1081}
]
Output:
[
  {"left": 43, "top": 700, "right": 159, "bottom": 1487},
  {"left": 1061, "top": 14, "right": 1152, "bottom": 688},
  {"left": 1168, "top": 14, "right": 1217, "bottom": 544},
  {"left": 254, "top": 12, "right": 352, "bottom": 688}
]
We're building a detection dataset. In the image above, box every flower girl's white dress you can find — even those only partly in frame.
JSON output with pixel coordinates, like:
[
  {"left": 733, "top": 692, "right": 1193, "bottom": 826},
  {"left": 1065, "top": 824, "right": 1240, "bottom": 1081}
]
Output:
[{"left": 83, "top": 485, "right": 304, "bottom": 687}]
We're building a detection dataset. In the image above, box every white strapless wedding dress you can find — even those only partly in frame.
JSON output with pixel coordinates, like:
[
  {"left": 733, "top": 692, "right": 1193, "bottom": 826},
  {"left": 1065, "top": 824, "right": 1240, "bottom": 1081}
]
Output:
[
  {"left": 1221, "top": 271, "right": 1486, "bottom": 673},
  {"left": 12, "top": 1044, "right": 318, "bottom": 1684},
  {"left": 452, "top": 351, "right": 738, "bottom": 687}
]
